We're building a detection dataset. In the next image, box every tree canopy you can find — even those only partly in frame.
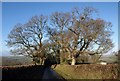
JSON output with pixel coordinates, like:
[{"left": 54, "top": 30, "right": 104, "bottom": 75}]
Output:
[{"left": 7, "top": 7, "right": 114, "bottom": 65}]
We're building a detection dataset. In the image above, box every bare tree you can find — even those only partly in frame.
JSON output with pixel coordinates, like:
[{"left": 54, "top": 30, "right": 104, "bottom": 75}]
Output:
[
  {"left": 47, "top": 12, "right": 71, "bottom": 63},
  {"left": 7, "top": 15, "right": 48, "bottom": 65},
  {"left": 7, "top": 7, "right": 114, "bottom": 65},
  {"left": 47, "top": 7, "right": 114, "bottom": 65}
]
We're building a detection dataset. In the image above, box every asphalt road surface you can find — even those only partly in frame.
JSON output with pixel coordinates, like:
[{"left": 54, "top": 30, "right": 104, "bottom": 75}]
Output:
[{"left": 42, "top": 67, "right": 65, "bottom": 81}]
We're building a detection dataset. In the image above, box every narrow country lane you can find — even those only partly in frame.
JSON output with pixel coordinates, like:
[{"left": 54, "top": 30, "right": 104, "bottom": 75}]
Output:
[{"left": 42, "top": 67, "right": 65, "bottom": 80}]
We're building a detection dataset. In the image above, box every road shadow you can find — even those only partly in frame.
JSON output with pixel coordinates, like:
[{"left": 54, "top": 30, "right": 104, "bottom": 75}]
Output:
[
  {"left": 2, "top": 58, "right": 64, "bottom": 80},
  {"left": 2, "top": 65, "right": 46, "bottom": 80}
]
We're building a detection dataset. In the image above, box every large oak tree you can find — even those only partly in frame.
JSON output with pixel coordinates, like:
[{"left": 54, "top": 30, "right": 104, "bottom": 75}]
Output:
[
  {"left": 47, "top": 7, "right": 114, "bottom": 65},
  {"left": 7, "top": 7, "right": 114, "bottom": 65},
  {"left": 7, "top": 15, "right": 48, "bottom": 65}
]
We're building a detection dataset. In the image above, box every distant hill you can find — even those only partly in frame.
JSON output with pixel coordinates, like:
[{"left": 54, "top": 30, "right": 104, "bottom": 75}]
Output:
[
  {"left": 0, "top": 53, "right": 118, "bottom": 66},
  {"left": 0, "top": 56, "right": 2, "bottom": 66},
  {"left": 100, "top": 54, "right": 118, "bottom": 63},
  {"left": 1, "top": 56, "right": 33, "bottom": 66}
]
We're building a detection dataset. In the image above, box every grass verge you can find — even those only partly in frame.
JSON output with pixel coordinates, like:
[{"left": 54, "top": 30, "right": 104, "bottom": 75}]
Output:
[{"left": 53, "top": 64, "right": 119, "bottom": 80}]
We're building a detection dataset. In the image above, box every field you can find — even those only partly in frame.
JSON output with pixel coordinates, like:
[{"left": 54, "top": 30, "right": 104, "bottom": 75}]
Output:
[
  {"left": 1, "top": 56, "right": 33, "bottom": 66},
  {"left": 54, "top": 64, "right": 119, "bottom": 80},
  {"left": 1, "top": 54, "right": 117, "bottom": 66}
]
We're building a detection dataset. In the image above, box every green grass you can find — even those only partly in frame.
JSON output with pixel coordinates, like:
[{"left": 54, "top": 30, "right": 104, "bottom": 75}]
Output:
[{"left": 53, "top": 64, "right": 118, "bottom": 79}]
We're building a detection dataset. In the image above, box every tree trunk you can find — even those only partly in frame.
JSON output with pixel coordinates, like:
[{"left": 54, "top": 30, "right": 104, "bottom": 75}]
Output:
[
  {"left": 71, "top": 57, "right": 76, "bottom": 65},
  {"left": 40, "top": 58, "right": 43, "bottom": 65},
  {"left": 41, "top": 58, "right": 45, "bottom": 65}
]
